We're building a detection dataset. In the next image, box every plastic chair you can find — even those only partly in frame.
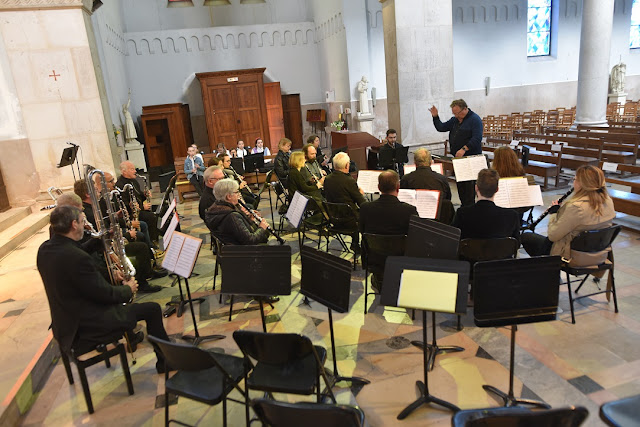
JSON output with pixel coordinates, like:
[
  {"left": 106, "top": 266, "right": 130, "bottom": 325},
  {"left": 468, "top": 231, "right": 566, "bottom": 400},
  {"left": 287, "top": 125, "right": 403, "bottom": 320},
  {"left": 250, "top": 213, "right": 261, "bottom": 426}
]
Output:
[
  {"left": 59, "top": 337, "right": 134, "bottom": 414},
  {"left": 148, "top": 335, "right": 249, "bottom": 427},
  {"left": 600, "top": 393, "right": 640, "bottom": 427},
  {"left": 361, "top": 233, "right": 406, "bottom": 314},
  {"left": 232, "top": 330, "right": 336, "bottom": 403},
  {"left": 321, "top": 200, "right": 360, "bottom": 269},
  {"left": 452, "top": 405, "right": 589, "bottom": 426},
  {"left": 251, "top": 398, "right": 365, "bottom": 427},
  {"left": 562, "top": 226, "right": 621, "bottom": 324}
]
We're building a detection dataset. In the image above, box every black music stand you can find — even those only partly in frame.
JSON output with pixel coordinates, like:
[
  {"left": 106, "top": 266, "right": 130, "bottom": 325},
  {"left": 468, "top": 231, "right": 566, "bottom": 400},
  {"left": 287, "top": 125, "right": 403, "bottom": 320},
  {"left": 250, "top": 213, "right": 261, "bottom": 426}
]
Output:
[
  {"left": 244, "top": 153, "right": 265, "bottom": 190},
  {"left": 57, "top": 145, "right": 81, "bottom": 180},
  {"left": 220, "top": 245, "right": 291, "bottom": 332},
  {"left": 381, "top": 256, "right": 469, "bottom": 419},
  {"left": 405, "top": 217, "right": 465, "bottom": 364},
  {"left": 300, "top": 246, "right": 370, "bottom": 387},
  {"left": 230, "top": 157, "right": 245, "bottom": 175},
  {"left": 474, "top": 256, "right": 560, "bottom": 408}
]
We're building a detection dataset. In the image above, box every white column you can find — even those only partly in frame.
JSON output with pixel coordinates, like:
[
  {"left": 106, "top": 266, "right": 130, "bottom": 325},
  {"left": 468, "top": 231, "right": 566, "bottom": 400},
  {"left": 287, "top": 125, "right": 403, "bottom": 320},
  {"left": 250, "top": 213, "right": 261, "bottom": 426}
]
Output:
[{"left": 574, "top": 0, "right": 615, "bottom": 126}]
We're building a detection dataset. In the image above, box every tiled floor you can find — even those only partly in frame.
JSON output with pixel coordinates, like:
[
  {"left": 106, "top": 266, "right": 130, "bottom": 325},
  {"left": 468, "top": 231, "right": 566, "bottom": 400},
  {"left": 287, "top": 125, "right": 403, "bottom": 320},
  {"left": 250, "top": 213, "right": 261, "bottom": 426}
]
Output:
[{"left": 3, "top": 183, "right": 640, "bottom": 426}]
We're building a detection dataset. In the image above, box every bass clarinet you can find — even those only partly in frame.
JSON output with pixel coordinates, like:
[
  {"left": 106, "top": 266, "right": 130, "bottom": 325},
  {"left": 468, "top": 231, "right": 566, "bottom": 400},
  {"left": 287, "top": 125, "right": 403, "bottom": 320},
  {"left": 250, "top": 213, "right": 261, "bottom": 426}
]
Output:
[
  {"left": 523, "top": 188, "right": 574, "bottom": 232},
  {"left": 237, "top": 199, "right": 285, "bottom": 245}
]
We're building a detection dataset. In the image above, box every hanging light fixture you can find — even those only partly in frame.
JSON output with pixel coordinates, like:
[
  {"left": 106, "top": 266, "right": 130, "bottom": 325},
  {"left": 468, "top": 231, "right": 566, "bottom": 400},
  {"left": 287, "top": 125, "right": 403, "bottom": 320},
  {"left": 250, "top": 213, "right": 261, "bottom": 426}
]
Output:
[
  {"left": 167, "top": 0, "right": 194, "bottom": 7},
  {"left": 240, "top": 0, "right": 266, "bottom": 4},
  {"left": 203, "top": 0, "right": 231, "bottom": 5}
]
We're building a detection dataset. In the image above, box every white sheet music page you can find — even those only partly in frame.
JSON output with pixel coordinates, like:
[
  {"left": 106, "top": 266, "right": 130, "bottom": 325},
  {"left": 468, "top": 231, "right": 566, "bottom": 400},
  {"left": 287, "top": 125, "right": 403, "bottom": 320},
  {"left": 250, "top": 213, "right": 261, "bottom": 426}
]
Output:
[
  {"left": 494, "top": 177, "right": 537, "bottom": 208},
  {"left": 174, "top": 235, "right": 202, "bottom": 278},
  {"left": 528, "top": 185, "right": 544, "bottom": 206},
  {"left": 285, "top": 191, "right": 309, "bottom": 228},
  {"left": 161, "top": 198, "right": 177, "bottom": 228},
  {"left": 161, "top": 231, "right": 185, "bottom": 273},
  {"left": 397, "top": 189, "right": 417, "bottom": 206},
  {"left": 453, "top": 155, "right": 487, "bottom": 182},
  {"left": 415, "top": 190, "right": 440, "bottom": 219},
  {"left": 162, "top": 212, "right": 180, "bottom": 250},
  {"left": 357, "top": 170, "right": 382, "bottom": 194},
  {"left": 430, "top": 163, "right": 444, "bottom": 174},
  {"left": 403, "top": 164, "right": 416, "bottom": 175}
]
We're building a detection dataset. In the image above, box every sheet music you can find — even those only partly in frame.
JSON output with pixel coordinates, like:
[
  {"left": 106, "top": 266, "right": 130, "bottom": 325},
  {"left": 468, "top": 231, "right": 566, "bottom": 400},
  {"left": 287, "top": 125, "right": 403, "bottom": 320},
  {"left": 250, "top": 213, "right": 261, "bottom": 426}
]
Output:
[
  {"left": 357, "top": 170, "right": 382, "bottom": 194},
  {"left": 431, "top": 163, "right": 444, "bottom": 174},
  {"left": 161, "top": 231, "right": 184, "bottom": 272},
  {"left": 493, "top": 177, "right": 543, "bottom": 208},
  {"left": 161, "top": 198, "right": 177, "bottom": 228},
  {"left": 602, "top": 162, "right": 619, "bottom": 172},
  {"left": 397, "top": 189, "right": 416, "bottom": 205},
  {"left": 452, "top": 155, "right": 488, "bottom": 182},
  {"left": 174, "top": 235, "right": 202, "bottom": 278},
  {"left": 285, "top": 191, "right": 309, "bottom": 228},
  {"left": 416, "top": 190, "right": 440, "bottom": 219},
  {"left": 403, "top": 164, "right": 416, "bottom": 175},
  {"left": 162, "top": 212, "right": 179, "bottom": 250}
]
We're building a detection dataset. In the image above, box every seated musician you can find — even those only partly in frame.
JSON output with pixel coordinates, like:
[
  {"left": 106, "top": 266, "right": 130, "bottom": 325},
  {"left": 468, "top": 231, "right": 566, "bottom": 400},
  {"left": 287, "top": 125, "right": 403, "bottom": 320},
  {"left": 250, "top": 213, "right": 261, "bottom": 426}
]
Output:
[
  {"left": 300, "top": 143, "right": 327, "bottom": 187},
  {"left": 205, "top": 178, "right": 270, "bottom": 245},
  {"left": 378, "top": 129, "right": 404, "bottom": 174},
  {"left": 75, "top": 179, "right": 164, "bottom": 293},
  {"left": 220, "top": 153, "right": 259, "bottom": 209},
  {"left": 199, "top": 166, "right": 225, "bottom": 222},
  {"left": 252, "top": 137, "right": 271, "bottom": 156},
  {"left": 452, "top": 168, "right": 520, "bottom": 241},
  {"left": 274, "top": 137, "right": 292, "bottom": 186},
  {"left": 116, "top": 161, "right": 160, "bottom": 245},
  {"left": 307, "top": 134, "right": 330, "bottom": 173},
  {"left": 215, "top": 142, "right": 228, "bottom": 156},
  {"left": 184, "top": 145, "right": 205, "bottom": 196},
  {"left": 37, "top": 205, "right": 172, "bottom": 373},
  {"left": 491, "top": 146, "right": 535, "bottom": 224},
  {"left": 521, "top": 165, "right": 615, "bottom": 258},
  {"left": 400, "top": 148, "right": 451, "bottom": 200},
  {"left": 323, "top": 152, "right": 366, "bottom": 252},
  {"left": 360, "top": 170, "right": 418, "bottom": 291},
  {"left": 235, "top": 140, "right": 248, "bottom": 158},
  {"left": 288, "top": 152, "right": 323, "bottom": 208}
]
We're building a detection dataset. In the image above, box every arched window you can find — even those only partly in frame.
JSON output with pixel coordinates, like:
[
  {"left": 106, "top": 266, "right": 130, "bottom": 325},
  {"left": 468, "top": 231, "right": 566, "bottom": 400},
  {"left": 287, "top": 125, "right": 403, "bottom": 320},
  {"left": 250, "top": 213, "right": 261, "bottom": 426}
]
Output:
[
  {"left": 631, "top": 0, "right": 640, "bottom": 48},
  {"left": 527, "top": 0, "right": 551, "bottom": 56}
]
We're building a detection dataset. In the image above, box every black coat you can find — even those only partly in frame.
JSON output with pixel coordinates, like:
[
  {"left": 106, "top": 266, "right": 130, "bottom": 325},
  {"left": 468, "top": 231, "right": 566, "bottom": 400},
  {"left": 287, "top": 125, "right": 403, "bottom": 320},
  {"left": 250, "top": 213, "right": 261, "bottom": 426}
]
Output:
[
  {"left": 288, "top": 168, "right": 322, "bottom": 201},
  {"left": 274, "top": 150, "right": 290, "bottom": 184},
  {"left": 205, "top": 200, "right": 269, "bottom": 245},
  {"left": 359, "top": 194, "right": 417, "bottom": 235},
  {"left": 323, "top": 170, "right": 365, "bottom": 210},
  {"left": 37, "top": 234, "right": 135, "bottom": 353},
  {"left": 400, "top": 167, "right": 452, "bottom": 201},
  {"left": 199, "top": 185, "right": 216, "bottom": 222},
  {"left": 452, "top": 200, "right": 520, "bottom": 241}
]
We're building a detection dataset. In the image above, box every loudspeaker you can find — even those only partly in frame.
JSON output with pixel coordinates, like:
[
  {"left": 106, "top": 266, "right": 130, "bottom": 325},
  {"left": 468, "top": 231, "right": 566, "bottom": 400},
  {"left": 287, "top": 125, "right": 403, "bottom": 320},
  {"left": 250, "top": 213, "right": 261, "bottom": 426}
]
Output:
[{"left": 159, "top": 171, "right": 175, "bottom": 193}]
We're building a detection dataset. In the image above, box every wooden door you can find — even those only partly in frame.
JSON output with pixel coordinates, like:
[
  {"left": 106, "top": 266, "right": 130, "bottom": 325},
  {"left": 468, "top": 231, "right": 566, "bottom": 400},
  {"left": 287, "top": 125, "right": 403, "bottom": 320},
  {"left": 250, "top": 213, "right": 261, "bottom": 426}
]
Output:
[
  {"left": 141, "top": 113, "right": 173, "bottom": 168},
  {"left": 236, "top": 82, "right": 265, "bottom": 146},
  {"left": 282, "top": 94, "right": 303, "bottom": 149},
  {"left": 208, "top": 85, "right": 238, "bottom": 148},
  {"left": 264, "top": 82, "right": 285, "bottom": 154}
]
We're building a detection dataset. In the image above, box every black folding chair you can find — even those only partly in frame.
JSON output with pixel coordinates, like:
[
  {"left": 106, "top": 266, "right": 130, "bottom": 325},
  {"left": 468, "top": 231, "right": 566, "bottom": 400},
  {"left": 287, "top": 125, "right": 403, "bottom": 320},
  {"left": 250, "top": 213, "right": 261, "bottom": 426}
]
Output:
[
  {"left": 452, "top": 405, "right": 589, "bottom": 427},
  {"left": 321, "top": 200, "right": 360, "bottom": 269},
  {"left": 251, "top": 398, "right": 365, "bottom": 427},
  {"left": 361, "top": 233, "right": 406, "bottom": 314},
  {"left": 232, "top": 330, "right": 336, "bottom": 403},
  {"left": 148, "top": 335, "right": 249, "bottom": 427},
  {"left": 562, "top": 225, "right": 621, "bottom": 324}
]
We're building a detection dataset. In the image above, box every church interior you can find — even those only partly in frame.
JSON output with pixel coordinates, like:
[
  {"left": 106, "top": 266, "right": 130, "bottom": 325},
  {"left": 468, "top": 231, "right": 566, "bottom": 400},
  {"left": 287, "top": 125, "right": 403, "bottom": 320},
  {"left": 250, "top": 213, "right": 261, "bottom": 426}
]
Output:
[{"left": 1, "top": 0, "right": 640, "bottom": 426}]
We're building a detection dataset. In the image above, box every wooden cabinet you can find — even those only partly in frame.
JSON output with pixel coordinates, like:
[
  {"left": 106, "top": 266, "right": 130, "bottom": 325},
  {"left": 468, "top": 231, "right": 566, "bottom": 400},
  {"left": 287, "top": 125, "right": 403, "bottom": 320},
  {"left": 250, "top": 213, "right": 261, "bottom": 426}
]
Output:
[
  {"left": 140, "top": 103, "right": 194, "bottom": 168},
  {"left": 196, "top": 68, "right": 271, "bottom": 152},
  {"left": 282, "top": 94, "right": 303, "bottom": 149}
]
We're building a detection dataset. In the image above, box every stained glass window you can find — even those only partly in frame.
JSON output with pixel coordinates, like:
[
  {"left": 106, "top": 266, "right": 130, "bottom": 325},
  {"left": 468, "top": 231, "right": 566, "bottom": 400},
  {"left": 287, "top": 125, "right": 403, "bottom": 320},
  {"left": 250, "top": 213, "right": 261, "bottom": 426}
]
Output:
[
  {"left": 631, "top": 0, "right": 640, "bottom": 48},
  {"left": 527, "top": 0, "right": 551, "bottom": 57}
]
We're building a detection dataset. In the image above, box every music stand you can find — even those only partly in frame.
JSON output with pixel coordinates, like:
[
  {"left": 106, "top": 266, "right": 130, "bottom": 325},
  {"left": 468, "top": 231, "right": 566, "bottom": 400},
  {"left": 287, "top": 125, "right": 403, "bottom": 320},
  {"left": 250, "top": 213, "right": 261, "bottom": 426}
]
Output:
[
  {"left": 300, "top": 246, "right": 370, "bottom": 387},
  {"left": 474, "top": 256, "right": 560, "bottom": 409},
  {"left": 244, "top": 153, "right": 265, "bottom": 190},
  {"left": 404, "top": 217, "right": 465, "bottom": 364},
  {"left": 220, "top": 245, "right": 291, "bottom": 332},
  {"left": 230, "top": 157, "right": 245, "bottom": 175},
  {"left": 57, "top": 145, "right": 81, "bottom": 180},
  {"left": 380, "top": 256, "right": 469, "bottom": 419}
]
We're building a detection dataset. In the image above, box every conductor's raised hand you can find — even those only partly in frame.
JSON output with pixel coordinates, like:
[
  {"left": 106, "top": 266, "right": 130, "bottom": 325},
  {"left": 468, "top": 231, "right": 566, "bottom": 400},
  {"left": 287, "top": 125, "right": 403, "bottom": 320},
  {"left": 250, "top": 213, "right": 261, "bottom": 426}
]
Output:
[{"left": 428, "top": 105, "right": 439, "bottom": 117}]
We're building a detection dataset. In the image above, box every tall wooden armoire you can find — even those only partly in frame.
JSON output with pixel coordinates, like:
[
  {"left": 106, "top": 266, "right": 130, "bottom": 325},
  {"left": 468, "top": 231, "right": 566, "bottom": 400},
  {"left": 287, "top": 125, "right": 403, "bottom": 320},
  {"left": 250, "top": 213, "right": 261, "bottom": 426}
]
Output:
[
  {"left": 197, "top": 68, "right": 274, "bottom": 152},
  {"left": 140, "top": 103, "right": 194, "bottom": 168}
]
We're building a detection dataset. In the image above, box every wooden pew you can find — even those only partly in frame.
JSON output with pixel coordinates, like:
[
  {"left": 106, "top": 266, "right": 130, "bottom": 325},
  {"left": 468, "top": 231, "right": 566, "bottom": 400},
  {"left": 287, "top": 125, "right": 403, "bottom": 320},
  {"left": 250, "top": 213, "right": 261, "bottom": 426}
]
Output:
[
  {"left": 547, "top": 127, "right": 638, "bottom": 163},
  {"left": 175, "top": 153, "right": 217, "bottom": 203},
  {"left": 598, "top": 161, "right": 640, "bottom": 220}
]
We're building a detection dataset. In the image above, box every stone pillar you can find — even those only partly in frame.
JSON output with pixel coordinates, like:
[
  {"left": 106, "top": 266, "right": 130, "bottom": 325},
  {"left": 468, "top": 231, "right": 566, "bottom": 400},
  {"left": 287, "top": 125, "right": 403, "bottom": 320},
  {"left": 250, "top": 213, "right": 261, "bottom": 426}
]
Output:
[
  {"left": 0, "top": 0, "right": 117, "bottom": 200},
  {"left": 380, "top": 0, "right": 453, "bottom": 146},
  {"left": 574, "top": 0, "right": 615, "bottom": 126}
]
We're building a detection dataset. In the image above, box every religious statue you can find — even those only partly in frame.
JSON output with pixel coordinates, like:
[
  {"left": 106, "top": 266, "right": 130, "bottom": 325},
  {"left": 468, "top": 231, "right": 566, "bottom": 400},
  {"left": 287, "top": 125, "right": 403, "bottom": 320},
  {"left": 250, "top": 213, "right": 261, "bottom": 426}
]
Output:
[
  {"left": 610, "top": 61, "right": 626, "bottom": 94},
  {"left": 122, "top": 89, "right": 140, "bottom": 146},
  {"left": 357, "top": 76, "right": 370, "bottom": 115}
]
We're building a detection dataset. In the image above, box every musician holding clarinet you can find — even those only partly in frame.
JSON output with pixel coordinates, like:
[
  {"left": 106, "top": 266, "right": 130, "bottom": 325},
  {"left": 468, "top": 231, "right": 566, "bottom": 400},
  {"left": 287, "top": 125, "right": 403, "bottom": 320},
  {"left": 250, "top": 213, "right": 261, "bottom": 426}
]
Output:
[
  {"left": 288, "top": 151, "right": 323, "bottom": 209},
  {"left": 521, "top": 165, "right": 615, "bottom": 258}
]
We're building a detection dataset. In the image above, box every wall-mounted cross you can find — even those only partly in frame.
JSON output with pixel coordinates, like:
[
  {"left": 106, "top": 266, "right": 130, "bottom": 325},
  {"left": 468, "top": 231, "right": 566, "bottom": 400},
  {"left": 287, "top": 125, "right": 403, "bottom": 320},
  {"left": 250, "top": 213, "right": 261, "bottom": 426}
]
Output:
[{"left": 48, "top": 70, "right": 60, "bottom": 81}]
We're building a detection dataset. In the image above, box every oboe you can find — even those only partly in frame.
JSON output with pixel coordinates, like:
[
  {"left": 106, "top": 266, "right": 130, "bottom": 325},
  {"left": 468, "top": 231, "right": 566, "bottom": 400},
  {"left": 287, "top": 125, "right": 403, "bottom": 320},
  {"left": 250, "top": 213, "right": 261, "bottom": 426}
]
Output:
[
  {"left": 237, "top": 199, "right": 285, "bottom": 245},
  {"left": 523, "top": 188, "right": 574, "bottom": 232}
]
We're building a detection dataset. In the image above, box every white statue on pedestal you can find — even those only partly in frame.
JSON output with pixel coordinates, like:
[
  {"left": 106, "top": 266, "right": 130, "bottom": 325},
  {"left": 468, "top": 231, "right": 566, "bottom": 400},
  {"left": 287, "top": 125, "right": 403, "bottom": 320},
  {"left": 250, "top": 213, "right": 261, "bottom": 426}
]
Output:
[
  {"left": 610, "top": 61, "right": 626, "bottom": 95},
  {"left": 357, "top": 76, "right": 370, "bottom": 115},
  {"left": 122, "top": 89, "right": 141, "bottom": 146}
]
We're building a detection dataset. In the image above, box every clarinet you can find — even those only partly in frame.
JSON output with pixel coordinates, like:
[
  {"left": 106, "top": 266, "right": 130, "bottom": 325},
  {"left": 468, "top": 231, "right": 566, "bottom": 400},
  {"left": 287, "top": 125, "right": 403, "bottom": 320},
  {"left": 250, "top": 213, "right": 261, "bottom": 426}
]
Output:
[
  {"left": 237, "top": 199, "right": 285, "bottom": 245},
  {"left": 304, "top": 163, "right": 319, "bottom": 184},
  {"left": 523, "top": 188, "right": 574, "bottom": 232}
]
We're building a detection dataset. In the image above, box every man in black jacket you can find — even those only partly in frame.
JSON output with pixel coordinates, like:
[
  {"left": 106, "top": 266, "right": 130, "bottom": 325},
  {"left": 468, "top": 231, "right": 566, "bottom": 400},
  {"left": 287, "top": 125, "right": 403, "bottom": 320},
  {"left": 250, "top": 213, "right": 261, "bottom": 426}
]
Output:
[
  {"left": 452, "top": 169, "right": 520, "bottom": 241},
  {"left": 37, "top": 206, "right": 171, "bottom": 373},
  {"left": 116, "top": 161, "right": 160, "bottom": 243},
  {"left": 199, "top": 166, "right": 225, "bottom": 222},
  {"left": 323, "top": 152, "right": 365, "bottom": 252},
  {"left": 400, "top": 148, "right": 451, "bottom": 200}
]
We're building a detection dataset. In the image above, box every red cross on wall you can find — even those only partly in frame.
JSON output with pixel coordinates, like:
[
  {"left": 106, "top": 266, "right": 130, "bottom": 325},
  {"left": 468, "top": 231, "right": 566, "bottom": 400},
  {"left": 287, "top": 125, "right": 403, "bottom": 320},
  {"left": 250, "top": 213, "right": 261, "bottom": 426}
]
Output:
[{"left": 48, "top": 70, "right": 60, "bottom": 81}]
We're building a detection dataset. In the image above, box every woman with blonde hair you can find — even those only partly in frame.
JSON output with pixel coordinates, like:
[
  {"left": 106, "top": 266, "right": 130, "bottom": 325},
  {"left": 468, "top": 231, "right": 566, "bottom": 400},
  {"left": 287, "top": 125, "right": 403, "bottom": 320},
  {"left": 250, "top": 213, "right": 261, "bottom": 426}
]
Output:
[
  {"left": 288, "top": 151, "right": 323, "bottom": 205},
  {"left": 521, "top": 165, "right": 615, "bottom": 258}
]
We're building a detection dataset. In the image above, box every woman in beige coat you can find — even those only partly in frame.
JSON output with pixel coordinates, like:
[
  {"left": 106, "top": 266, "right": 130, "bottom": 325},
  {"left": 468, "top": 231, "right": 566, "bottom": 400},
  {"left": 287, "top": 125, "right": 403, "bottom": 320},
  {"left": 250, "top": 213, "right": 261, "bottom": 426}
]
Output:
[{"left": 521, "top": 165, "right": 615, "bottom": 259}]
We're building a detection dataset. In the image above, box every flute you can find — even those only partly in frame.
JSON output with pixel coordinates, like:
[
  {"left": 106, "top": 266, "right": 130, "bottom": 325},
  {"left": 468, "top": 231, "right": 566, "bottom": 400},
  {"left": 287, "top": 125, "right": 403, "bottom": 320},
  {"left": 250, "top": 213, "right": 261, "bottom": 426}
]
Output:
[
  {"left": 523, "top": 188, "right": 574, "bottom": 232},
  {"left": 237, "top": 199, "right": 285, "bottom": 245}
]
